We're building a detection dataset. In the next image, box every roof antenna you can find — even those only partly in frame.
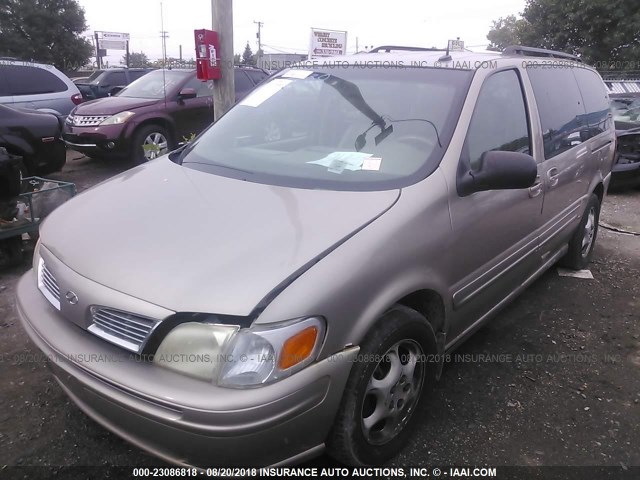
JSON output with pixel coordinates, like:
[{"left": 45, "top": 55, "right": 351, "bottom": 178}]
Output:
[{"left": 438, "top": 39, "right": 453, "bottom": 62}]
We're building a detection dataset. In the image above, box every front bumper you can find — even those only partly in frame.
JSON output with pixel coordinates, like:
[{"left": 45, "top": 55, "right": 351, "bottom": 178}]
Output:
[
  {"left": 16, "top": 271, "right": 358, "bottom": 466},
  {"left": 62, "top": 123, "right": 129, "bottom": 157}
]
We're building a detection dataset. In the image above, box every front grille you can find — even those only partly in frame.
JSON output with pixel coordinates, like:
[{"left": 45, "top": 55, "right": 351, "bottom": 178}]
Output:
[
  {"left": 38, "top": 259, "right": 61, "bottom": 310},
  {"left": 71, "top": 115, "right": 109, "bottom": 127},
  {"left": 88, "top": 307, "right": 158, "bottom": 353}
]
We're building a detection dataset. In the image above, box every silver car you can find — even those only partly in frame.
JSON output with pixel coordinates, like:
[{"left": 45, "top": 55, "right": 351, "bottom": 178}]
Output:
[
  {"left": 16, "top": 46, "right": 615, "bottom": 466},
  {"left": 0, "top": 59, "right": 83, "bottom": 119}
]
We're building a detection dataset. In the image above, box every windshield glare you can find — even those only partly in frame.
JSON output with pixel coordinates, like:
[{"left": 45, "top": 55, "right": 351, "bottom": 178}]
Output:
[
  {"left": 181, "top": 66, "right": 473, "bottom": 190},
  {"left": 117, "top": 70, "right": 189, "bottom": 99}
]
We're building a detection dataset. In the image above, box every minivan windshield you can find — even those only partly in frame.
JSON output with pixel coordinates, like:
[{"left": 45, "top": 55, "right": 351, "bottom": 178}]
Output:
[
  {"left": 180, "top": 66, "right": 473, "bottom": 190},
  {"left": 117, "top": 70, "right": 190, "bottom": 99}
]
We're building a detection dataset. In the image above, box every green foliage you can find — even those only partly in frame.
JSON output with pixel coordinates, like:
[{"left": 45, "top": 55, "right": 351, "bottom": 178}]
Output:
[
  {"left": 487, "top": 0, "right": 640, "bottom": 66},
  {"left": 242, "top": 41, "right": 255, "bottom": 65},
  {"left": 487, "top": 15, "right": 530, "bottom": 52},
  {"left": 123, "top": 51, "right": 150, "bottom": 68},
  {"left": 0, "top": 0, "right": 93, "bottom": 70}
]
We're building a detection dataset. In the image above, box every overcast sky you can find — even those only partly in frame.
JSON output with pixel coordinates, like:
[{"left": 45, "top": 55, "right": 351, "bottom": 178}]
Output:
[{"left": 78, "top": 0, "right": 527, "bottom": 65}]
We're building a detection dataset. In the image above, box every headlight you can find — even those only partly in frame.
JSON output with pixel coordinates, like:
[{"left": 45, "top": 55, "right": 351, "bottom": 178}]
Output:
[
  {"left": 153, "top": 317, "right": 326, "bottom": 388},
  {"left": 100, "top": 111, "right": 135, "bottom": 125}
]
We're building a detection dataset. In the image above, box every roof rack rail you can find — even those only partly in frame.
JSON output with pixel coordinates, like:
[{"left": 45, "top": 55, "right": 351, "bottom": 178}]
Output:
[
  {"left": 502, "top": 45, "right": 582, "bottom": 62},
  {"left": 369, "top": 45, "right": 446, "bottom": 53}
]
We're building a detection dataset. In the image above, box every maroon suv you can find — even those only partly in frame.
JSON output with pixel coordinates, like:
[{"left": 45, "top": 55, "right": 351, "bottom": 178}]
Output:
[{"left": 63, "top": 68, "right": 269, "bottom": 163}]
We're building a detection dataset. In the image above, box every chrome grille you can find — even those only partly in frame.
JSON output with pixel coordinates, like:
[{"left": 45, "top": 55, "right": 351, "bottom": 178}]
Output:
[
  {"left": 38, "top": 259, "right": 61, "bottom": 310},
  {"left": 71, "top": 115, "right": 109, "bottom": 127},
  {"left": 89, "top": 307, "right": 158, "bottom": 353}
]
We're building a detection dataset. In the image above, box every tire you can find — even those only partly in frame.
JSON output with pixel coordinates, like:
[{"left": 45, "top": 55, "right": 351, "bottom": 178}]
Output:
[
  {"left": 327, "top": 304, "right": 437, "bottom": 465},
  {"left": 560, "top": 193, "right": 600, "bottom": 270},
  {"left": 131, "top": 125, "right": 172, "bottom": 165},
  {"left": 0, "top": 237, "right": 23, "bottom": 268}
]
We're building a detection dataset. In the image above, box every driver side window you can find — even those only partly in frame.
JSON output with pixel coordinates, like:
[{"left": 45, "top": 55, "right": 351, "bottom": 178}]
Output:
[{"left": 466, "top": 70, "right": 531, "bottom": 170}]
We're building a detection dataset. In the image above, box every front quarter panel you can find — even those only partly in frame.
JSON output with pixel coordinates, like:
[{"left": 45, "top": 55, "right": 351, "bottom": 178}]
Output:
[{"left": 255, "top": 170, "right": 453, "bottom": 358}]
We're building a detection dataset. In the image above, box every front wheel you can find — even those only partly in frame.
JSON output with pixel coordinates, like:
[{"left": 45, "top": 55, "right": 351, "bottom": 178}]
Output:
[
  {"left": 131, "top": 125, "right": 172, "bottom": 165},
  {"left": 327, "top": 304, "right": 436, "bottom": 465},
  {"left": 560, "top": 193, "right": 601, "bottom": 270}
]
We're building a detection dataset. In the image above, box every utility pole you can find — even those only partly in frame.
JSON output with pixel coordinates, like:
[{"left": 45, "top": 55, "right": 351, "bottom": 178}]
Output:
[
  {"left": 179, "top": 44, "right": 182, "bottom": 64},
  {"left": 254, "top": 20, "right": 263, "bottom": 67},
  {"left": 126, "top": 40, "right": 130, "bottom": 67},
  {"left": 94, "top": 32, "right": 101, "bottom": 69},
  {"left": 211, "top": 0, "right": 234, "bottom": 121}
]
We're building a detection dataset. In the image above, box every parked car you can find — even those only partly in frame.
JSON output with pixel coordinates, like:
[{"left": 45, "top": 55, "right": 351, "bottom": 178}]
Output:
[
  {"left": 70, "top": 70, "right": 104, "bottom": 85},
  {"left": 63, "top": 66, "right": 270, "bottom": 163},
  {"left": 17, "top": 46, "right": 614, "bottom": 467},
  {"left": 0, "top": 59, "right": 83, "bottom": 118},
  {"left": 0, "top": 105, "right": 66, "bottom": 175},
  {"left": 610, "top": 96, "right": 640, "bottom": 188},
  {"left": 0, "top": 147, "right": 21, "bottom": 200},
  {"left": 75, "top": 68, "right": 154, "bottom": 100}
]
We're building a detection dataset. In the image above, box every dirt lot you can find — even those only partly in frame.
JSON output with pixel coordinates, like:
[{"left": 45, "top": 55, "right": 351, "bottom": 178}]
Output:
[{"left": 1, "top": 152, "right": 639, "bottom": 475}]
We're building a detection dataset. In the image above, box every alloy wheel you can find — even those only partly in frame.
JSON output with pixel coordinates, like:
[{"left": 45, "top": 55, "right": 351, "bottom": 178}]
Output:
[
  {"left": 142, "top": 132, "right": 168, "bottom": 161},
  {"left": 581, "top": 206, "right": 596, "bottom": 257},
  {"left": 360, "top": 339, "right": 425, "bottom": 445}
]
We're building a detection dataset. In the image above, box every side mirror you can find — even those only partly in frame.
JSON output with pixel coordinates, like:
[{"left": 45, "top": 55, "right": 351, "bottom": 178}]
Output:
[
  {"left": 458, "top": 150, "right": 537, "bottom": 196},
  {"left": 178, "top": 88, "right": 197, "bottom": 101}
]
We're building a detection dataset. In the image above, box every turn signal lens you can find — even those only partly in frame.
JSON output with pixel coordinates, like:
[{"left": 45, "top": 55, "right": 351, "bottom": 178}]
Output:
[{"left": 279, "top": 326, "right": 318, "bottom": 370}]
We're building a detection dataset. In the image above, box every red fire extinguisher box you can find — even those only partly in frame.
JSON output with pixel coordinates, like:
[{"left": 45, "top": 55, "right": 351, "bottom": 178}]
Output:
[{"left": 194, "top": 29, "right": 221, "bottom": 80}]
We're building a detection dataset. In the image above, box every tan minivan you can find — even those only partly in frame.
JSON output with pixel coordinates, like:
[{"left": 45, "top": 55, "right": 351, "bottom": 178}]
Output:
[{"left": 17, "top": 45, "right": 615, "bottom": 466}]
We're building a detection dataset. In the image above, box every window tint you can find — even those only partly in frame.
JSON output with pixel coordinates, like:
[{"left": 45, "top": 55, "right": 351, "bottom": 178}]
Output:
[
  {"left": 0, "top": 68, "right": 10, "bottom": 96},
  {"left": 104, "top": 71, "right": 127, "bottom": 86},
  {"left": 245, "top": 69, "right": 268, "bottom": 85},
  {"left": 234, "top": 70, "right": 253, "bottom": 93},
  {"left": 183, "top": 76, "right": 214, "bottom": 97},
  {"left": 572, "top": 68, "right": 610, "bottom": 139},
  {"left": 527, "top": 66, "right": 586, "bottom": 159},
  {"left": 4, "top": 65, "right": 68, "bottom": 96},
  {"left": 129, "top": 70, "right": 150, "bottom": 81},
  {"left": 466, "top": 70, "right": 530, "bottom": 170}
]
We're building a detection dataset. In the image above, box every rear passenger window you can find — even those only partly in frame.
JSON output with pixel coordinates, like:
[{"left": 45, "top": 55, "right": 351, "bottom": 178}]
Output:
[
  {"left": 5, "top": 65, "right": 68, "bottom": 95},
  {"left": 0, "top": 68, "right": 10, "bottom": 96},
  {"left": 129, "top": 70, "right": 149, "bottom": 81},
  {"left": 245, "top": 70, "right": 268, "bottom": 85},
  {"left": 104, "top": 71, "right": 127, "bottom": 86},
  {"left": 572, "top": 68, "right": 610, "bottom": 139},
  {"left": 527, "top": 67, "right": 586, "bottom": 159},
  {"left": 234, "top": 70, "right": 253, "bottom": 94},
  {"left": 466, "top": 69, "right": 531, "bottom": 170}
]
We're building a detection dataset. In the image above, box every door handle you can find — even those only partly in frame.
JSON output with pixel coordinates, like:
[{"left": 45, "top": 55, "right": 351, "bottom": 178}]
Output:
[
  {"left": 547, "top": 167, "right": 560, "bottom": 187},
  {"left": 529, "top": 175, "right": 542, "bottom": 198}
]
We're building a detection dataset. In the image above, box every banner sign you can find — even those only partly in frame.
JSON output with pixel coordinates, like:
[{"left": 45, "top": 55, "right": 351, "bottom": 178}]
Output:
[{"left": 309, "top": 28, "right": 347, "bottom": 58}]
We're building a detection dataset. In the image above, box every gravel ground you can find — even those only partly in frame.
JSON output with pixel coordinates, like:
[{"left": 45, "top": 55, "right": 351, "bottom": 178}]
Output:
[{"left": 0, "top": 152, "right": 638, "bottom": 475}]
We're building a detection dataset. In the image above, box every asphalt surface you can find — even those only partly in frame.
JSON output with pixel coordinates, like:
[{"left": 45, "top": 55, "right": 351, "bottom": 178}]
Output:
[{"left": 0, "top": 151, "right": 639, "bottom": 476}]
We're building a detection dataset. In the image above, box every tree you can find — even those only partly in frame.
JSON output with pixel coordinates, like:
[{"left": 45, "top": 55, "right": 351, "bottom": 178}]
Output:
[
  {"left": 241, "top": 41, "right": 254, "bottom": 65},
  {"left": 0, "top": 0, "right": 93, "bottom": 70},
  {"left": 122, "top": 51, "right": 150, "bottom": 68},
  {"left": 233, "top": 53, "right": 241, "bottom": 65},
  {"left": 487, "top": 15, "right": 531, "bottom": 52},
  {"left": 487, "top": 0, "right": 640, "bottom": 66}
]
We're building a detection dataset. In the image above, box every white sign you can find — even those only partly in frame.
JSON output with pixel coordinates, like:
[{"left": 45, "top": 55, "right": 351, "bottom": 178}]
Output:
[
  {"left": 99, "top": 39, "right": 127, "bottom": 50},
  {"left": 99, "top": 31, "right": 130, "bottom": 40},
  {"left": 448, "top": 39, "right": 465, "bottom": 52},
  {"left": 309, "top": 28, "right": 347, "bottom": 58}
]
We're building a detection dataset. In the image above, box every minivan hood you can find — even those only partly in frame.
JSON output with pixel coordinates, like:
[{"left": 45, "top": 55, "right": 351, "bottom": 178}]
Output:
[
  {"left": 72, "top": 96, "right": 160, "bottom": 116},
  {"left": 40, "top": 158, "right": 399, "bottom": 316}
]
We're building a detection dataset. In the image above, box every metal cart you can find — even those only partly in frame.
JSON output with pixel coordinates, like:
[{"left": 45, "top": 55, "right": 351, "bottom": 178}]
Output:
[{"left": 0, "top": 177, "right": 76, "bottom": 267}]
